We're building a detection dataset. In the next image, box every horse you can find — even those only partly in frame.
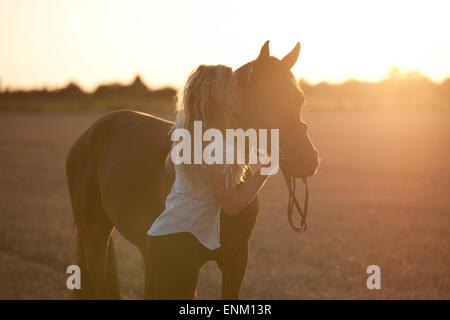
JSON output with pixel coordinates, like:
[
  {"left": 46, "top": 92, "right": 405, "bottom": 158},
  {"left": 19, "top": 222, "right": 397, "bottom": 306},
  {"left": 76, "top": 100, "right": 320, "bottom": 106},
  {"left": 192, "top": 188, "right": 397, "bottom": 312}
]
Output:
[{"left": 65, "top": 41, "right": 319, "bottom": 299}]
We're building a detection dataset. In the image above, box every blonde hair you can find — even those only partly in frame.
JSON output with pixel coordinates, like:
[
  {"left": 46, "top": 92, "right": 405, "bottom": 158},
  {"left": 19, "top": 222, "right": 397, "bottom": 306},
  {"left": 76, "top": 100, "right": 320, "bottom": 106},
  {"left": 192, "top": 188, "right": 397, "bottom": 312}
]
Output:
[
  {"left": 172, "top": 64, "right": 237, "bottom": 135},
  {"left": 170, "top": 64, "right": 244, "bottom": 187}
]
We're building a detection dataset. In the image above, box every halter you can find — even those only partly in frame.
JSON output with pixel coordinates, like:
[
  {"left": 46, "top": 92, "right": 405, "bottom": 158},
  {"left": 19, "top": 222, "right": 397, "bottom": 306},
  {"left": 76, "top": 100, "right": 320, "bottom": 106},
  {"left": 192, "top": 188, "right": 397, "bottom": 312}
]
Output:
[{"left": 244, "top": 62, "right": 309, "bottom": 233}]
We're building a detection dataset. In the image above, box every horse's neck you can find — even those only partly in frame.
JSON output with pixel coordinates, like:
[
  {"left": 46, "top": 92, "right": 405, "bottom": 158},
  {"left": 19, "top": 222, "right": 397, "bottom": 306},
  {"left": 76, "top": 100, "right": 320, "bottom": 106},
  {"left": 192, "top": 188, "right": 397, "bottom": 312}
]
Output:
[{"left": 235, "top": 62, "right": 261, "bottom": 131}]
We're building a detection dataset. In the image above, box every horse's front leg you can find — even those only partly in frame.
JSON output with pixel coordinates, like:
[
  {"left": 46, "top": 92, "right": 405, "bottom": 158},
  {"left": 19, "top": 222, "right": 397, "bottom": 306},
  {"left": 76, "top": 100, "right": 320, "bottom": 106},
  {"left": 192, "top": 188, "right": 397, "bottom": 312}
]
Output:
[{"left": 218, "top": 242, "right": 249, "bottom": 299}]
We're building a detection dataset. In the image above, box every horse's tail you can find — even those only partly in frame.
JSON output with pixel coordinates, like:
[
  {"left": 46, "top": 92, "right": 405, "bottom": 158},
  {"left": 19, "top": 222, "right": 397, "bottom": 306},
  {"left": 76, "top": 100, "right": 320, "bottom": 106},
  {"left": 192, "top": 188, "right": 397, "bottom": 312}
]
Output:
[{"left": 66, "top": 131, "right": 120, "bottom": 300}]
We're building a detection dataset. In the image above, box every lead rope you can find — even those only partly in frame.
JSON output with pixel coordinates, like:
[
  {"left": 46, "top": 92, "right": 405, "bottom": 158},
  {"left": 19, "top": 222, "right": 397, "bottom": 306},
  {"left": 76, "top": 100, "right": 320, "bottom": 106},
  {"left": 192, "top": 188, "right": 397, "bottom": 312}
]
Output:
[{"left": 281, "top": 169, "right": 309, "bottom": 233}]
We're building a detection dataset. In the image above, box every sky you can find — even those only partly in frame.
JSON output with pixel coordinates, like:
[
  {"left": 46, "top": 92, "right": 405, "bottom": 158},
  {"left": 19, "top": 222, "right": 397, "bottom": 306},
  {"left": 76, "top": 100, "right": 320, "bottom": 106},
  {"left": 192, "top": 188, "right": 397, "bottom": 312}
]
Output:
[{"left": 1, "top": 0, "right": 449, "bottom": 91}]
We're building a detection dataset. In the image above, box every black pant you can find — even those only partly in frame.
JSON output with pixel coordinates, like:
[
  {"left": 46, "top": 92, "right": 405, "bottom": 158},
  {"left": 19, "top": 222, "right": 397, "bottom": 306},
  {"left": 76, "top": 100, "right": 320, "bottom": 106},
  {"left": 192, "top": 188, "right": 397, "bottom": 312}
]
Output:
[{"left": 147, "top": 232, "right": 209, "bottom": 299}]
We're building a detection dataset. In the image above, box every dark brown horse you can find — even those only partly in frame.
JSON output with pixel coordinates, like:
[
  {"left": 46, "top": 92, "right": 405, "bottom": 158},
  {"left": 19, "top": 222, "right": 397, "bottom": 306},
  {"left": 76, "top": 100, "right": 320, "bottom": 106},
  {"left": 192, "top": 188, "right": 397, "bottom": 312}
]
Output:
[{"left": 65, "top": 41, "right": 319, "bottom": 299}]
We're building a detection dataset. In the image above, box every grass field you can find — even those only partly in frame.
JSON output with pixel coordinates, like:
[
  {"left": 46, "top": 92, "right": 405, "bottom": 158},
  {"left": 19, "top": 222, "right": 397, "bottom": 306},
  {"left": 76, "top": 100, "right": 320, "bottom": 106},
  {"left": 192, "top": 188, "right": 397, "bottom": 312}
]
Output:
[{"left": 0, "top": 110, "right": 448, "bottom": 299}]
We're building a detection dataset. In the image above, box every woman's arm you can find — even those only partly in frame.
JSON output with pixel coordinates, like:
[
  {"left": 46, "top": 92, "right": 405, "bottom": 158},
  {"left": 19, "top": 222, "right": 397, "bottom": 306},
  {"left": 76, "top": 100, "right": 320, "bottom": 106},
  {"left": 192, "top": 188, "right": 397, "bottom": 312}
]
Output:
[{"left": 207, "top": 165, "right": 272, "bottom": 215}]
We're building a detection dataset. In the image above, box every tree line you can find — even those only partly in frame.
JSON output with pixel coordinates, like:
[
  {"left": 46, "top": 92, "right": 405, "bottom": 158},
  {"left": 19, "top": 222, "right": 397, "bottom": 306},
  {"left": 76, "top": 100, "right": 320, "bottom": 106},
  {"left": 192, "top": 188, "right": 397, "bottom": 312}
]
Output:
[{"left": 1, "top": 68, "right": 449, "bottom": 112}]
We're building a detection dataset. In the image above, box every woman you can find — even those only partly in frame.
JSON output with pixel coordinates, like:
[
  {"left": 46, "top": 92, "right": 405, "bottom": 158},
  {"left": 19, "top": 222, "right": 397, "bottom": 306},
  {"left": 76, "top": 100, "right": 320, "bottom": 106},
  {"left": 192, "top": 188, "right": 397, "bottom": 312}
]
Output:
[{"left": 147, "top": 64, "right": 276, "bottom": 299}]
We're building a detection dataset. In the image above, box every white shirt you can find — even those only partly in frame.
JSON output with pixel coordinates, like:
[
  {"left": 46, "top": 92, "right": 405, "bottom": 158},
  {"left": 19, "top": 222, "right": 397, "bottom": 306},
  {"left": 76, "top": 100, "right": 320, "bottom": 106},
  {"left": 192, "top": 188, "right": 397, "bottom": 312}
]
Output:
[{"left": 147, "top": 159, "right": 245, "bottom": 250}]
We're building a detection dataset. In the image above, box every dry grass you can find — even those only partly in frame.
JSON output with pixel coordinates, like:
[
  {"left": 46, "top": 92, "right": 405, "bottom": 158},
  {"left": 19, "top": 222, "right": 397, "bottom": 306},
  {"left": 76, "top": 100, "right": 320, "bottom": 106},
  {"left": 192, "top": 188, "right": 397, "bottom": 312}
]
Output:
[{"left": 0, "top": 110, "right": 448, "bottom": 299}]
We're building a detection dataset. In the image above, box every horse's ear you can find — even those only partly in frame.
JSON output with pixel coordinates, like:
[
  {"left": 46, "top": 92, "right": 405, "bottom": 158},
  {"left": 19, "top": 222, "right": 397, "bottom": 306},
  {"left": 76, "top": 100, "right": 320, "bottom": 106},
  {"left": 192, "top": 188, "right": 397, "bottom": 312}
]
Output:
[
  {"left": 257, "top": 40, "right": 270, "bottom": 61},
  {"left": 281, "top": 42, "right": 300, "bottom": 69}
]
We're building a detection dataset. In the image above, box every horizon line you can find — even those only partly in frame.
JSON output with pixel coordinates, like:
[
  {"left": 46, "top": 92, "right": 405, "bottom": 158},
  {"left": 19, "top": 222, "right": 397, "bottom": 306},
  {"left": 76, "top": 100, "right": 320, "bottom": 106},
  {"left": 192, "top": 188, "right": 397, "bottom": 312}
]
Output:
[{"left": 1, "top": 67, "right": 449, "bottom": 93}]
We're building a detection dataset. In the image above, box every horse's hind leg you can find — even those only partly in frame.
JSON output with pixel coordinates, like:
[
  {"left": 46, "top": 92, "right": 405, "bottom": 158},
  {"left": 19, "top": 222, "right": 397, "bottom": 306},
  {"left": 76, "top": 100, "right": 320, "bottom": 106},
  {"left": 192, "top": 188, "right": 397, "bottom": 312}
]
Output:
[
  {"left": 68, "top": 167, "right": 120, "bottom": 299},
  {"left": 74, "top": 201, "right": 120, "bottom": 299},
  {"left": 67, "top": 142, "right": 121, "bottom": 299}
]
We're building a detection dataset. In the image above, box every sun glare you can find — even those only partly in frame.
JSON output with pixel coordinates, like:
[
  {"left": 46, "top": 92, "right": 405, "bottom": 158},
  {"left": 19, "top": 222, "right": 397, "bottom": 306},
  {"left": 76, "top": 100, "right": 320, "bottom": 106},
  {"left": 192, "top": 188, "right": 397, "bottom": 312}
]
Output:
[{"left": 0, "top": 0, "right": 449, "bottom": 90}]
